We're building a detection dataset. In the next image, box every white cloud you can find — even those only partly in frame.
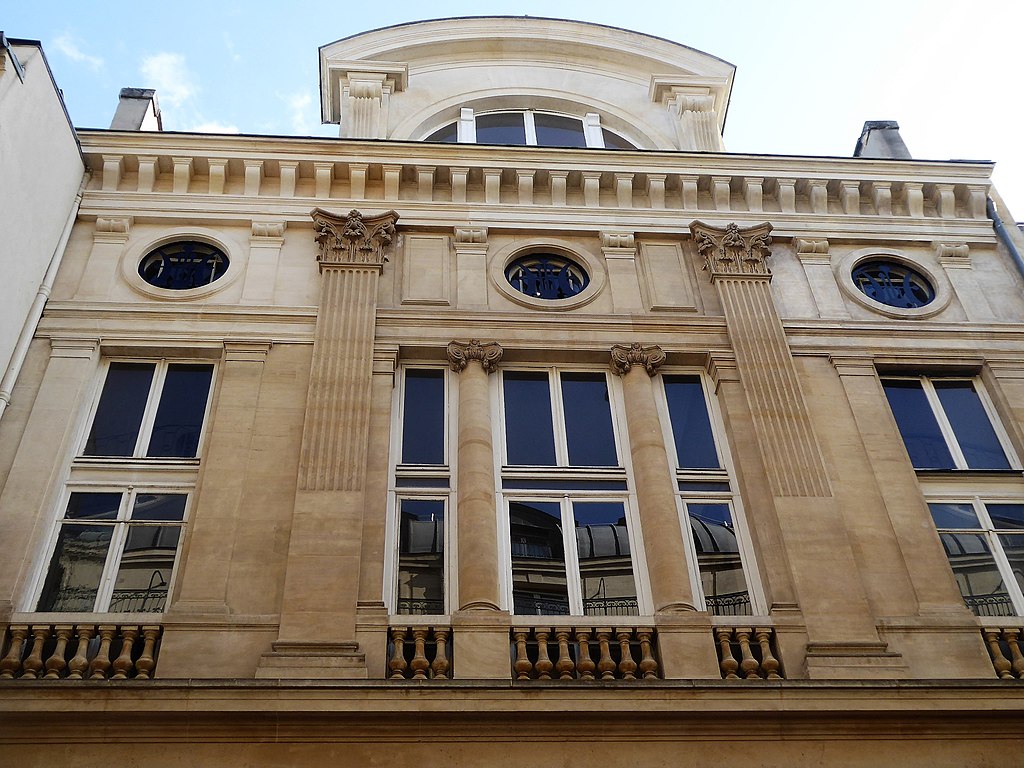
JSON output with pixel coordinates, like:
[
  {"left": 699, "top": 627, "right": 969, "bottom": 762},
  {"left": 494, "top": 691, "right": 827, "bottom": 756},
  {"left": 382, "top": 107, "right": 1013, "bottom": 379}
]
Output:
[
  {"left": 140, "top": 52, "right": 196, "bottom": 108},
  {"left": 188, "top": 121, "right": 240, "bottom": 134},
  {"left": 283, "top": 91, "right": 314, "bottom": 135},
  {"left": 53, "top": 33, "right": 103, "bottom": 70}
]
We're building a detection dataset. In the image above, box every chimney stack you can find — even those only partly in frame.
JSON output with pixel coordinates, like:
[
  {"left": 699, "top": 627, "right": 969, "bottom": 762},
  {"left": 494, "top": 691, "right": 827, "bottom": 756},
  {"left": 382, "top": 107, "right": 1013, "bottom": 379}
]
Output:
[{"left": 110, "top": 87, "right": 162, "bottom": 131}]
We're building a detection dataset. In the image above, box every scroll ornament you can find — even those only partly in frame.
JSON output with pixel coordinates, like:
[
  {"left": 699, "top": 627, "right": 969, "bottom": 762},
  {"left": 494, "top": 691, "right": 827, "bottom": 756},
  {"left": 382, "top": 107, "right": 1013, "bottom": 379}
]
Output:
[
  {"left": 311, "top": 207, "right": 399, "bottom": 268},
  {"left": 690, "top": 220, "right": 774, "bottom": 279},
  {"left": 610, "top": 343, "right": 666, "bottom": 377},
  {"left": 447, "top": 339, "right": 503, "bottom": 374}
]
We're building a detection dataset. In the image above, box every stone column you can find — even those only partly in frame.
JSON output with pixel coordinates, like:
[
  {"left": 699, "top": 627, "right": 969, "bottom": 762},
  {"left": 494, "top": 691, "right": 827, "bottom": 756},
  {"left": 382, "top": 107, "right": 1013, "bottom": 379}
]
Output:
[{"left": 257, "top": 208, "right": 398, "bottom": 679}]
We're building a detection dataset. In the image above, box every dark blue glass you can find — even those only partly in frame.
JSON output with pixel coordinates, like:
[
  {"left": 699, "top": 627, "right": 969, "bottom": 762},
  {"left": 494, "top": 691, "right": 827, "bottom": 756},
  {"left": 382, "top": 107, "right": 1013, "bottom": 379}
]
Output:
[
  {"left": 503, "top": 372, "right": 556, "bottom": 466},
  {"left": 401, "top": 369, "right": 445, "bottom": 465},
  {"left": 882, "top": 380, "right": 955, "bottom": 469},
  {"left": 476, "top": 113, "right": 527, "bottom": 145},
  {"left": 505, "top": 254, "right": 589, "bottom": 300},
  {"left": 601, "top": 128, "right": 636, "bottom": 149},
  {"left": 85, "top": 363, "right": 154, "bottom": 456},
  {"left": 928, "top": 502, "right": 981, "bottom": 529},
  {"left": 425, "top": 123, "right": 458, "bottom": 143},
  {"left": 986, "top": 504, "right": 1024, "bottom": 530},
  {"left": 534, "top": 114, "right": 587, "bottom": 148},
  {"left": 64, "top": 492, "right": 122, "bottom": 521},
  {"left": 147, "top": 364, "right": 213, "bottom": 457},
  {"left": 664, "top": 376, "right": 720, "bottom": 469},
  {"left": 561, "top": 373, "right": 618, "bottom": 466},
  {"left": 934, "top": 381, "right": 1010, "bottom": 469},
  {"left": 503, "top": 478, "right": 627, "bottom": 491},
  {"left": 852, "top": 261, "right": 934, "bottom": 308},
  {"left": 138, "top": 241, "right": 228, "bottom": 290}
]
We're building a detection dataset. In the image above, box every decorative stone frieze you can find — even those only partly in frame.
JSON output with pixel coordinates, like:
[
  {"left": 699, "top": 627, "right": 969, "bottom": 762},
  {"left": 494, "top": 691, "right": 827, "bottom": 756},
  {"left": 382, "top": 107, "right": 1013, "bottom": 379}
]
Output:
[
  {"left": 609, "top": 342, "right": 666, "bottom": 376},
  {"left": 446, "top": 339, "right": 502, "bottom": 374},
  {"left": 690, "top": 221, "right": 773, "bottom": 280},
  {"left": 311, "top": 208, "right": 398, "bottom": 270}
]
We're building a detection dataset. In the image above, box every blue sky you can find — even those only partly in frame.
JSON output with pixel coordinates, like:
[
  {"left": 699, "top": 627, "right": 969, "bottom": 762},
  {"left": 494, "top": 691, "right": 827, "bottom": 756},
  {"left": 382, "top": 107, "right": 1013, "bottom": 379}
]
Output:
[{"left": 5, "top": 1, "right": 1023, "bottom": 215}]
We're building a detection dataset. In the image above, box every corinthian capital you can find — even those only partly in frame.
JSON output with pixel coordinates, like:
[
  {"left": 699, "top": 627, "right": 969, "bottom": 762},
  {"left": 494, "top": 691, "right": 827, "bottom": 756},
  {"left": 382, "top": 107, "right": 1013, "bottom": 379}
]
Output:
[
  {"left": 610, "top": 343, "right": 666, "bottom": 377},
  {"left": 689, "top": 220, "right": 773, "bottom": 280},
  {"left": 447, "top": 339, "right": 503, "bottom": 374},
  {"left": 311, "top": 208, "right": 399, "bottom": 270}
]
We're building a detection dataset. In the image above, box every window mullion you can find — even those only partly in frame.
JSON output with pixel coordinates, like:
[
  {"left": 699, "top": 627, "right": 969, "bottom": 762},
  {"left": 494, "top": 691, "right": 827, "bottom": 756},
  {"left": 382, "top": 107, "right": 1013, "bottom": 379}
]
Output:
[
  {"left": 550, "top": 370, "right": 569, "bottom": 466},
  {"left": 562, "top": 496, "right": 584, "bottom": 614},
  {"left": 976, "top": 497, "right": 1024, "bottom": 615},
  {"left": 523, "top": 111, "right": 538, "bottom": 146},
  {"left": 95, "top": 490, "right": 133, "bottom": 611},
  {"left": 922, "top": 377, "right": 969, "bottom": 469},
  {"left": 583, "top": 113, "right": 604, "bottom": 148},
  {"left": 457, "top": 107, "right": 476, "bottom": 143},
  {"left": 135, "top": 361, "right": 168, "bottom": 457}
]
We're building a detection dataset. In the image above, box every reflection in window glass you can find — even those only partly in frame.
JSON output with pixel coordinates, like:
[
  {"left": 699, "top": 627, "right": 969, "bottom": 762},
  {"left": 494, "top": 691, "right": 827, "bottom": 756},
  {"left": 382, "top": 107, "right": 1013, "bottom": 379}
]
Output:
[
  {"left": 509, "top": 501, "right": 569, "bottom": 615},
  {"left": 401, "top": 369, "right": 445, "bottom": 465},
  {"left": 533, "top": 113, "right": 587, "bottom": 148},
  {"left": 110, "top": 524, "right": 181, "bottom": 612},
  {"left": 396, "top": 499, "right": 445, "bottom": 615},
  {"left": 574, "top": 501, "right": 636, "bottom": 616},
  {"left": 688, "top": 503, "right": 751, "bottom": 616},
  {"left": 664, "top": 376, "right": 720, "bottom": 469},
  {"left": 425, "top": 123, "right": 458, "bottom": 143},
  {"left": 601, "top": 128, "right": 636, "bottom": 149},
  {"left": 36, "top": 524, "right": 114, "bottom": 612},
  {"left": 147, "top": 364, "right": 214, "bottom": 458},
  {"left": 84, "top": 363, "right": 155, "bottom": 456},
  {"left": 933, "top": 381, "right": 1010, "bottom": 469},
  {"left": 561, "top": 374, "right": 617, "bottom": 466},
  {"left": 503, "top": 372, "right": 556, "bottom": 466},
  {"left": 882, "top": 380, "right": 955, "bottom": 469},
  {"left": 476, "top": 113, "right": 527, "bottom": 145}
]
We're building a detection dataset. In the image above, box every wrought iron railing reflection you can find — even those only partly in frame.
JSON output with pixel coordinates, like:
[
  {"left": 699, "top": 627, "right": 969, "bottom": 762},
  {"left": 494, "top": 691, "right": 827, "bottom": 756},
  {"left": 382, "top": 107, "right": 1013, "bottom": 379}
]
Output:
[
  {"left": 966, "top": 594, "right": 1016, "bottom": 617},
  {"left": 705, "top": 592, "right": 752, "bottom": 616}
]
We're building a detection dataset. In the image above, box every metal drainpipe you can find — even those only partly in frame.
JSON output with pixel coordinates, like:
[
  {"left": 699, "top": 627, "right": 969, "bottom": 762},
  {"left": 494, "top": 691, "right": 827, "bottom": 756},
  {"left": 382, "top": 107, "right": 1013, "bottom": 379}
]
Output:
[
  {"left": 987, "top": 196, "right": 1024, "bottom": 281},
  {"left": 0, "top": 172, "right": 89, "bottom": 423}
]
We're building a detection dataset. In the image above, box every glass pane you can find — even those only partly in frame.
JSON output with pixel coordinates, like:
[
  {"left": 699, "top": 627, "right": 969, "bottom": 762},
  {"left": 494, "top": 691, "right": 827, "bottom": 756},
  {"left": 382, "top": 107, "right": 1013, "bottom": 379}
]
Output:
[
  {"left": 476, "top": 113, "right": 527, "bottom": 145},
  {"left": 147, "top": 364, "right": 213, "bottom": 457},
  {"left": 394, "top": 477, "right": 449, "bottom": 488},
  {"left": 503, "top": 372, "right": 556, "bottom": 465},
  {"left": 503, "top": 478, "right": 627, "bottom": 491},
  {"left": 573, "top": 501, "right": 637, "bottom": 616},
  {"left": 425, "top": 123, "right": 458, "bottom": 143},
  {"left": 84, "top": 363, "right": 154, "bottom": 456},
  {"left": 64, "top": 492, "right": 121, "bottom": 521},
  {"left": 998, "top": 533, "right": 1024, "bottom": 603},
  {"left": 938, "top": 531, "right": 1015, "bottom": 616},
  {"left": 509, "top": 501, "right": 569, "bottom": 615},
  {"left": 109, "top": 525, "right": 181, "bottom": 612},
  {"left": 928, "top": 502, "right": 982, "bottom": 530},
  {"left": 677, "top": 481, "right": 732, "bottom": 492},
  {"left": 561, "top": 373, "right": 618, "bottom": 466},
  {"left": 882, "top": 380, "right": 955, "bottom": 469},
  {"left": 396, "top": 499, "right": 445, "bottom": 615},
  {"left": 987, "top": 504, "right": 1024, "bottom": 530},
  {"left": 601, "top": 128, "right": 636, "bottom": 149},
  {"left": 664, "top": 376, "right": 720, "bottom": 469},
  {"left": 934, "top": 381, "right": 1010, "bottom": 469},
  {"left": 36, "top": 524, "right": 113, "bottom": 612},
  {"left": 688, "top": 503, "right": 751, "bottom": 616},
  {"left": 131, "top": 493, "right": 187, "bottom": 521},
  {"left": 401, "top": 369, "right": 445, "bottom": 465},
  {"left": 534, "top": 114, "right": 587, "bottom": 148}
]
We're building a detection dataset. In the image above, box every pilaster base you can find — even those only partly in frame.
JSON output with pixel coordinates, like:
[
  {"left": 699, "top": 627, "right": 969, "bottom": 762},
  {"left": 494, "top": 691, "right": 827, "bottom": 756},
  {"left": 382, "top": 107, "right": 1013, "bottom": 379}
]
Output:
[
  {"left": 255, "top": 641, "right": 367, "bottom": 679},
  {"left": 804, "top": 641, "right": 908, "bottom": 679}
]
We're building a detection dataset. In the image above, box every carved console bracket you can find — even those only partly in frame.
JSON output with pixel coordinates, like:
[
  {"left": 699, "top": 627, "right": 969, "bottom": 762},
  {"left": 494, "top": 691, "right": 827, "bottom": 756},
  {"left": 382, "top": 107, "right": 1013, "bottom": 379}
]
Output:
[
  {"left": 610, "top": 343, "right": 666, "bottom": 377},
  {"left": 311, "top": 208, "right": 398, "bottom": 271},
  {"left": 447, "top": 339, "right": 503, "bottom": 374},
  {"left": 690, "top": 221, "right": 773, "bottom": 281}
]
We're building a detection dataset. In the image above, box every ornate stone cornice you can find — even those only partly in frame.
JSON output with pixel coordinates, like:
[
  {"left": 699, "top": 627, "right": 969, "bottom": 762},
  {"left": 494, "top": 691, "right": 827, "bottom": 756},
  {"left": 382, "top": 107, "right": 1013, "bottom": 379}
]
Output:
[
  {"left": 311, "top": 208, "right": 398, "bottom": 270},
  {"left": 610, "top": 343, "right": 666, "bottom": 377},
  {"left": 447, "top": 339, "right": 503, "bottom": 374},
  {"left": 690, "top": 220, "right": 773, "bottom": 280}
]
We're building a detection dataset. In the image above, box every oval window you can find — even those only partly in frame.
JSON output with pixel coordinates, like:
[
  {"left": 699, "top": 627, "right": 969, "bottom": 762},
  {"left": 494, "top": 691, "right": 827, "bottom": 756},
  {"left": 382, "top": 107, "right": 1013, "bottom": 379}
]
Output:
[
  {"left": 505, "top": 253, "right": 590, "bottom": 300},
  {"left": 851, "top": 260, "right": 935, "bottom": 309},
  {"left": 138, "top": 241, "right": 229, "bottom": 290}
]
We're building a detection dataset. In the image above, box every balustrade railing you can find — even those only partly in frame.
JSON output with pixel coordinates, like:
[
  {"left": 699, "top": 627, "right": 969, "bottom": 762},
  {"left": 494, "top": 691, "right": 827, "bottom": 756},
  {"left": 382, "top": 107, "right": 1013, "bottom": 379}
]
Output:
[
  {"left": 511, "top": 625, "right": 658, "bottom": 681},
  {"left": 387, "top": 625, "right": 451, "bottom": 680},
  {"left": 714, "top": 625, "right": 783, "bottom": 680},
  {"left": 0, "top": 623, "right": 162, "bottom": 680},
  {"left": 982, "top": 627, "right": 1024, "bottom": 679}
]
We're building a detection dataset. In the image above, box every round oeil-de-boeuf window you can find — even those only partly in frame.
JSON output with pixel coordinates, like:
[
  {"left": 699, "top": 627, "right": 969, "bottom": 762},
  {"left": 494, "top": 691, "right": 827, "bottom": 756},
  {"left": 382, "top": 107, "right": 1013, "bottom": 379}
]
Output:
[
  {"left": 504, "top": 253, "right": 590, "bottom": 300},
  {"left": 851, "top": 260, "right": 935, "bottom": 309},
  {"left": 138, "top": 241, "right": 229, "bottom": 290}
]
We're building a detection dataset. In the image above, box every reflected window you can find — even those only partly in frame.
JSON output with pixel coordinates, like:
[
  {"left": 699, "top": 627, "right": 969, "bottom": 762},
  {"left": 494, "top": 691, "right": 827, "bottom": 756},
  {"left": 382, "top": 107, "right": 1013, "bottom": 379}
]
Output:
[{"left": 396, "top": 499, "right": 445, "bottom": 615}]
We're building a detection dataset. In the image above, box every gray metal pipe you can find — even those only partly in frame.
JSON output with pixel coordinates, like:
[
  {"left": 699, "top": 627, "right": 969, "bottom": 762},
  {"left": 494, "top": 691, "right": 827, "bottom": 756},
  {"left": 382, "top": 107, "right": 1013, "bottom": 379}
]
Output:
[{"left": 987, "top": 196, "right": 1024, "bottom": 282}]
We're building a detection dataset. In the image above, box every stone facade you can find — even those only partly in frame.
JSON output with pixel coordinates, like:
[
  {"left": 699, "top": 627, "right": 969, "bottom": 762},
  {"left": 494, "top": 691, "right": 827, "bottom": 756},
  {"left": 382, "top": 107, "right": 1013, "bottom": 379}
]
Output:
[{"left": 2, "top": 16, "right": 1024, "bottom": 766}]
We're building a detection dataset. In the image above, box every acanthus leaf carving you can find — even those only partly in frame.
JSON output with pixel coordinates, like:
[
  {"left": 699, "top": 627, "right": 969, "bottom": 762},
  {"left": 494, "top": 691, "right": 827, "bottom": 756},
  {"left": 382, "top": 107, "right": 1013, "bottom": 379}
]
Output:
[
  {"left": 447, "top": 339, "right": 503, "bottom": 374},
  {"left": 610, "top": 343, "right": 666, "bottom": 377},
  {"left": 311, "top": 207, "right": 399, "bottom": 269},
  {"left": 690, "top": 220, "right": 774, "bottom": 280}
]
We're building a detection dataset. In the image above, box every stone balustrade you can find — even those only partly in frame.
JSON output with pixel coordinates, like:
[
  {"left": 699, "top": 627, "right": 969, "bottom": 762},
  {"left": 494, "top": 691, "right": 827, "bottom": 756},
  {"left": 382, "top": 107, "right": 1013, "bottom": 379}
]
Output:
[
  {"left": 0, "top": 623, "right": 162, "bottom": 680},
  {"left": 982, "top": 627, "right": 1024, "bottom": 680},
  {"left": 714, "top": 625, "right": 783, "bottom": 680},
  {"left": 387, "top": 624, "right": 451, "bottom": 680},
  {"left": 511, "top": 625, "right": 658, "bottom": 681}
]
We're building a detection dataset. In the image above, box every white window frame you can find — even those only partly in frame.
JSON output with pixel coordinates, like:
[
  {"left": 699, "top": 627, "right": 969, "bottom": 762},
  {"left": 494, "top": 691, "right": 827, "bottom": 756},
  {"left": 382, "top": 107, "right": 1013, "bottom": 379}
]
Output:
[{"left": 442, "top": 108, "right": 620, "bottom": 149}]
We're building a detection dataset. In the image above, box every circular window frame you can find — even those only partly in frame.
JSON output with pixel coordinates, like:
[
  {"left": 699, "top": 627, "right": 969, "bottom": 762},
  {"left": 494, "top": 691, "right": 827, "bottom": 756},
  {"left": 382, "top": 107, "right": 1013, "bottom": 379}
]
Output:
[
  {"left": 122, "top": 227, "right": 244, "bottom": 301},
  {"left": 835, "top": 248, "right": 951, "bottom": 319},
  {"left": 490, "top": 239, "right": 606, "bottom": 311}
]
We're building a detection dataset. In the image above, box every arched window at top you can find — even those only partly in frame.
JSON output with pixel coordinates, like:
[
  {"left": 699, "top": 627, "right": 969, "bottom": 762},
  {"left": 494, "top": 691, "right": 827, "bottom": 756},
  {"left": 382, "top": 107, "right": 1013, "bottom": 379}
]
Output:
[{"left": 425, "top": 109, "right": 636, "bottom": 149}]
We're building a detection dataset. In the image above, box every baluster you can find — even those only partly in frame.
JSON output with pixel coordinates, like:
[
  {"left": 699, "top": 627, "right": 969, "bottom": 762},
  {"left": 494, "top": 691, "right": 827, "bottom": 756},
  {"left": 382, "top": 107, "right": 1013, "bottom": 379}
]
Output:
[
  {"left": 431, "top": 627, "right": 450, "bottom": 680},
  {"left": 68, "top": 626, "right": 94, "bottom": 680},
  {"left": 44, "top": 625, "right": 73, "bottom": 679},
  {"left": 135, "top": 626, "right": 160, "bottom": 680},
  {"left": 410, "top": 628, "right": 430, "bottom": 680},
  {"left": 111, "top": 627, "right": 139, "bottom": 680},
  {"left": 1004, "top": 629, "right": 1024, "bottom": 679},
  {"left": 554, "top": 628, "right": 575, "bottom": 680},
  {"left": 576, "top": 630, "right": 596, "bottom": 681},
  {"left": 21, "top": 626, "right": 50, "bottom": 679},
  {"left": 755, "top": 628, "right": 782, "bottom": 680},
  {"left": 89, "top": 625, "right": 116, "bottom": 680},
  {"left": 512, "top": 629, "right": 533, "bottom": 681},
  {"left": 636, "top": 628, "right": 658, "bottom": 680},
  {"left": 534, "top": 628, "right": 553, "bottom": 680},
  {"left": 389, "top": 627, "right": 409, "bottom": 680},
  {"left": 616, "top": 630, "right": 637, "bottom": 681},
  {"left": 984, "top": 628, "right": 1013, "bottom": 679},
  {"left": 735, "top": 627, "right": 760, "bottom": 679},
  {"left": 716, "top": 627, "right": 740, "bottom": 679},
  {"left": 0, "top": 625, "right": 29, "bottom": 679},
  {"left": 596, "top": 628, "right": 616, "bottom": 681}
]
